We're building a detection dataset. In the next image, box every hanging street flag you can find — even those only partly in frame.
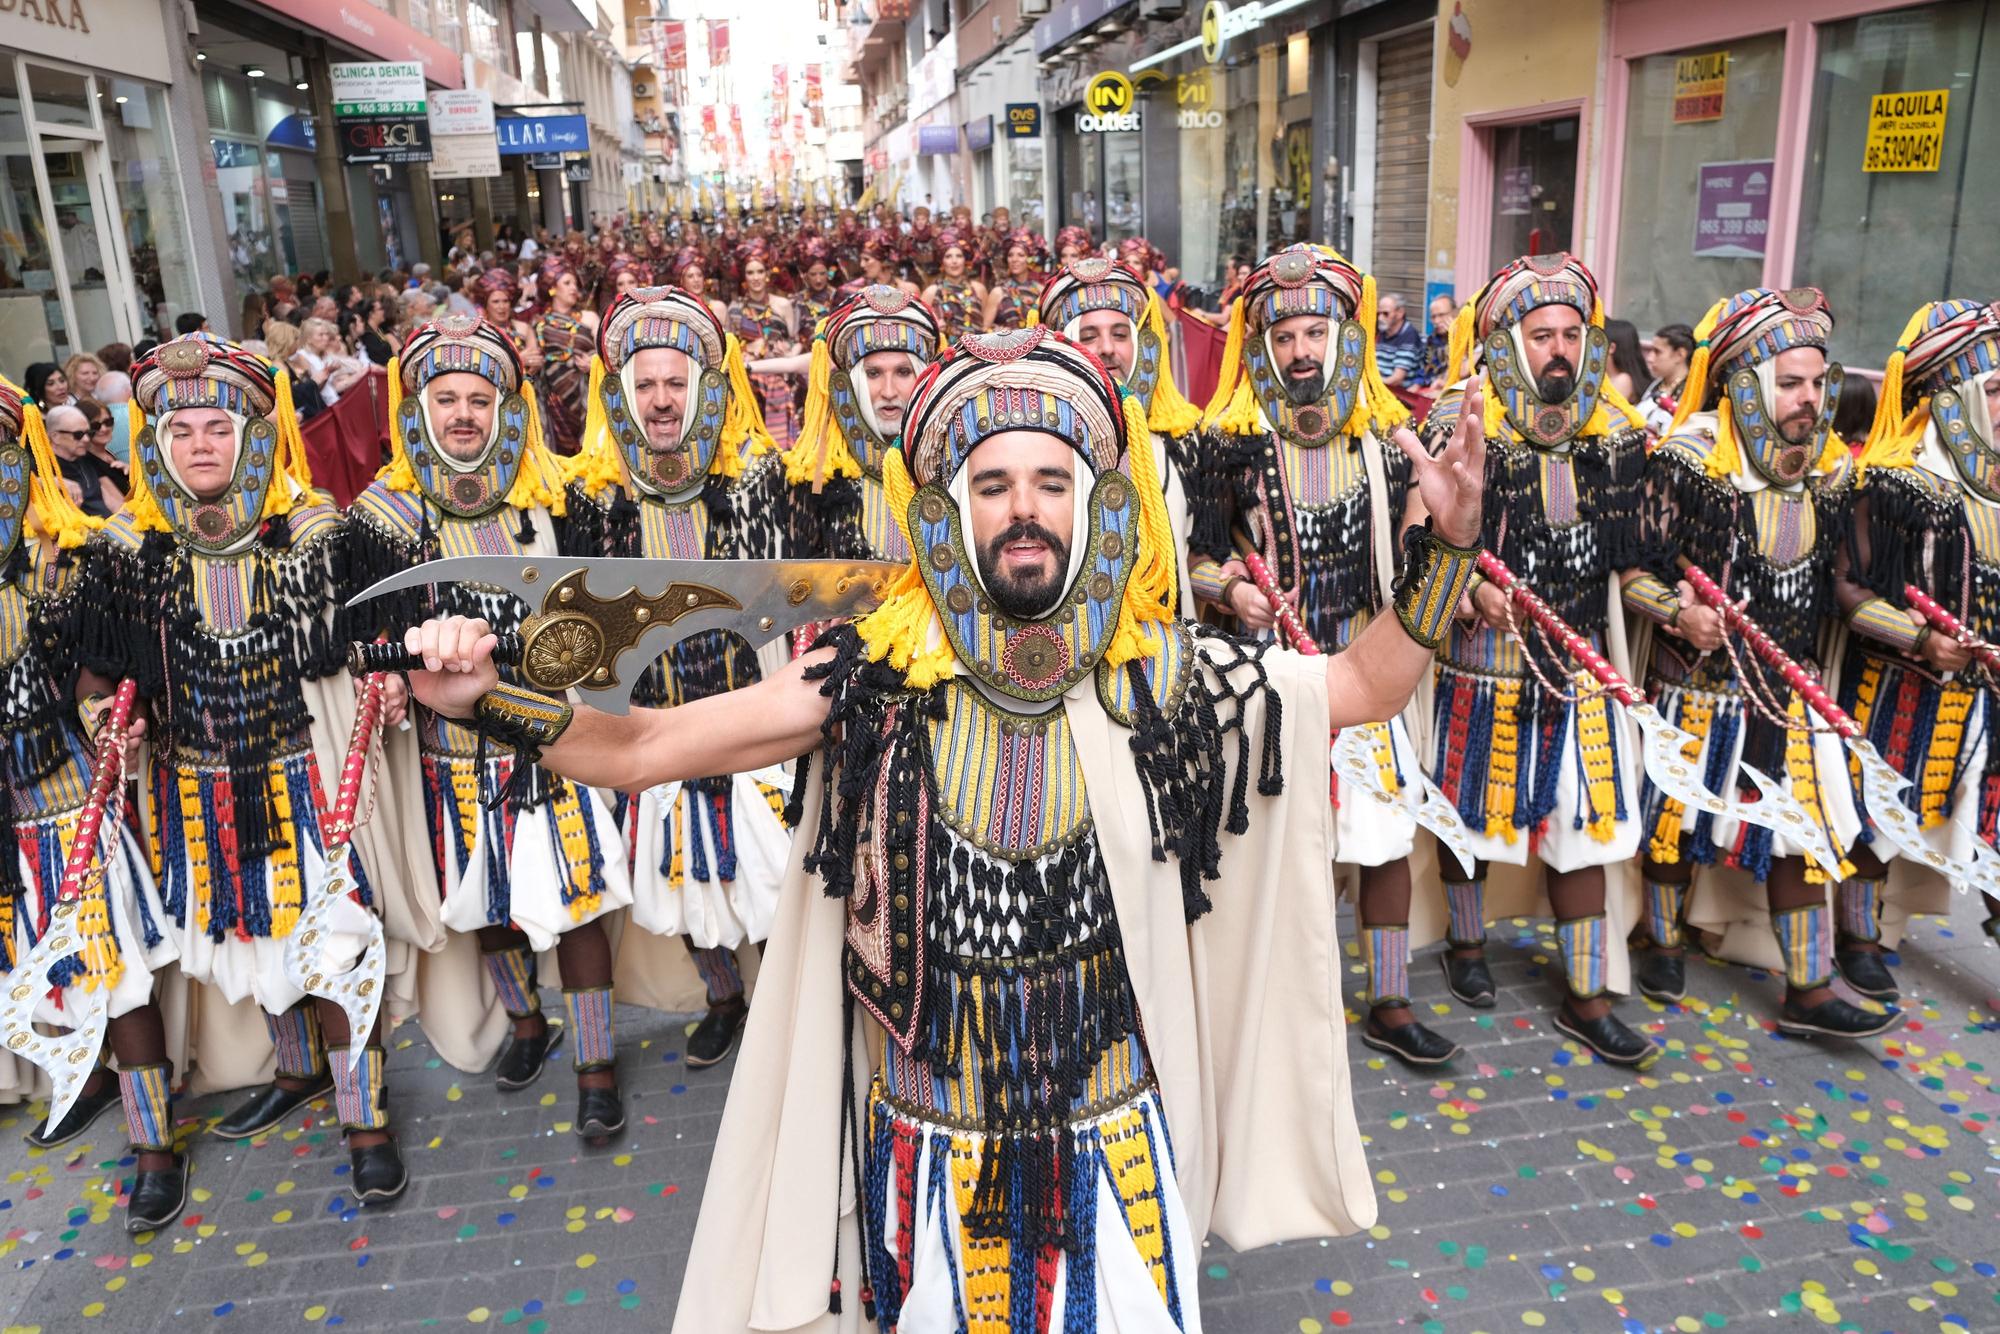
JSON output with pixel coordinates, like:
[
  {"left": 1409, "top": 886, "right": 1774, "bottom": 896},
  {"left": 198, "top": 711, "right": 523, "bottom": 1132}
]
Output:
[
  {"left": 663, "top": 21, "right": 687, "bottom": 70},
  {"left": 710, "top": 20, "right": 731, "bottom": 67}
]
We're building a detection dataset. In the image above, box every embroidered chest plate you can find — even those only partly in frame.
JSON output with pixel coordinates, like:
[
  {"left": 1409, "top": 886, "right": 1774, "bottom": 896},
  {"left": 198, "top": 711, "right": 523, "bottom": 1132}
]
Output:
[
  {"left": 924, "top": 680, "right": 1091, "bottom": 860},
  {"left": 1751, "top": 488, "right": 1817, "bottom": 566},
  {"left": 637, "top": 493, "right": 711, "bottom": 559}
]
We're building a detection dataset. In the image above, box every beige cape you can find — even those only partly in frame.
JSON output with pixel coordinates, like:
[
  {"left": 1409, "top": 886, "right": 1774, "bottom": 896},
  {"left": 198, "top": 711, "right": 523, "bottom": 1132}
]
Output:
[{"left": 671, "top": 642, "right": 1376, "bottom": 1332}]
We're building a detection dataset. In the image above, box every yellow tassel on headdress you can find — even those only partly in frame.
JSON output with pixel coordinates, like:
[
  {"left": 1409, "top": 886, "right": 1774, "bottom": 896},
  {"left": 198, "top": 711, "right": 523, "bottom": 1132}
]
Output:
[
  {"left": 778, "top": 334, "right": 861, "bottom": 490},
  {"left": 507, "top": 380, "right": 566, "bottom": 516},
  {"left": 717, "top": 333, "right": 774, "bottom": 477},
  {"left": 1856, "top": 304, "right": 1936, "bottom": 481},
  {"left": 1116, "top": 390, "right": 1178, "bottom": 632},
  {"left": 853, "top": 446, "right": 957, "bottom": 688},
  {"left": 378, "top": 355, "right": 419, "bottom": 491},
  {"left": 1200, "top": 299, "right": 1253, "bottom": 431},
  {"left": 1668, "top": 300, "right": 1725, "bottom": 471},
  {"left": 269, "top": 370, "right": 315, "bottom": 512},
  {"left": 567, "top": 355, "right": 627, "bottom": 496},
  {"left": 14, "top": 396, "right": 98, "bottom": 547},
  {"left": 1443, "top": 301, "right": 1479, "bottom": 389},
  {"left": 1140, "top": 294, "right": 1203, "bottom": 437}
]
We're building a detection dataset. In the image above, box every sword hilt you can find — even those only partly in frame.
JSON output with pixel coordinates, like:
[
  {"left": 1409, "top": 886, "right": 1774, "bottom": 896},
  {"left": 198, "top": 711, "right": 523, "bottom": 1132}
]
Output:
[
  {"left": 348, "top": 633, "right": 523, "bottom": 677},
  {"left": 59, "top": 679, "right": 140, "bottom": 905},
  {"left": 1679, "top": 560, "right": 1858, "bottom": 739},
  {"left": 1477, "top": 552, "right": 1642, "bottom": 707}
]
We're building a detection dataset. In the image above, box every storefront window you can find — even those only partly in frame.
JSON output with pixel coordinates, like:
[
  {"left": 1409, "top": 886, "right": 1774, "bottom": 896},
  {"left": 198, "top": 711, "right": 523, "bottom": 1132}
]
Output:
[
  {"left": 1007, "top": 140, "right": 1045, "bottom": 233},
  {"left": 1103, "top": 127, "right": 1142, "bottom": 240},
  {"left": 106, "top": 82, "right": 200, "bottom": 337},
  {"left": 0, "top": 60, "right": 64, "bottom": 366},
  {"left": 1614, "top": 33, "right": 1784, "bottom": 335},
  {"left": 1794, "top": 1, "right": 2000, "bottom": 363},
  {"left": 1486, "top": 117, "right": 1578, "bottom": 272}
]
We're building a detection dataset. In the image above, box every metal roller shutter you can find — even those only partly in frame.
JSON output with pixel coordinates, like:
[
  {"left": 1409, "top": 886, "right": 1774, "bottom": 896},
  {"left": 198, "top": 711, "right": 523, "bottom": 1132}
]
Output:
[
  {"left": 278, "top": 153, "right": 327, "bottom": 276},
  {"left": 1371, "top": 26, "right": 1432, "bottom": 307}
]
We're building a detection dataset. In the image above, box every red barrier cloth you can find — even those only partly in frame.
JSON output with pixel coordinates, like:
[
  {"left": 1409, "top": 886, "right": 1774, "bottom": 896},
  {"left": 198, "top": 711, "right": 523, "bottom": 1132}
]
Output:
[{"left": 301, "top": 368, "right": 391, "bottom": 507}]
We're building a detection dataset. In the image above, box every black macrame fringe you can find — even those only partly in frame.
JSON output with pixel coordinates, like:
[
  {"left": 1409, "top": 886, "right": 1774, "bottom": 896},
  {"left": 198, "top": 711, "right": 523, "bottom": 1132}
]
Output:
[
  {"left": 1184, "top": 427, "right": 1264, "bottom": 566},
  {"left": 1124, "top": 625, "right": 1285, "bottom": 924},
  {"left": 786, "top": 474, "right": 869, "bottom": 561}
]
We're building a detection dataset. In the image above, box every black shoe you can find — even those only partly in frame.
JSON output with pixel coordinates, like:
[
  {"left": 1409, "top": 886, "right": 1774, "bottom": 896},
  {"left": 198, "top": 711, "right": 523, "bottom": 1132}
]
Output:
[
  {"left": 1636, "top": 948, "right": 1687, "bottom": 1003},
  {"left": 1983, "top": 915, "right": 2000, "bottom": 945},
  {"left": 495, "top": 1020, "right": 564, "bottom": 1092},
  {"left": 126, "top": 1155, "right": 189, "bottom": 1233},
  {"left": 349, "top": 1138, "right": 408, "bottom": 1205},
  {"left": 1777, "top": 994, "right": 1903, "bottom": 1040},
  {"left": 575, "top": 1083, "right": 626, "bottom": 1139},
  {"left": 1439, "top": 951, "right": 1496, "bottom": 1008},
  {"left": 1360, "top": 1014, "right": 1461, "bottom": 1067},
  {"left": 210, "top": 1076, "right": 333, "bottom": 1140},
  {"left": 1836, "top": 947, "right": 1899, "bottom": 1001},
  {"left": 1553, "top": 1003, "right": 1655, "bottom": 1067},
  {"left": 685, "top": 998, "right": 749, "bottom": 1069},
  {"left": 25, "top": 1082, "right": 121, "bottom": 1148}
]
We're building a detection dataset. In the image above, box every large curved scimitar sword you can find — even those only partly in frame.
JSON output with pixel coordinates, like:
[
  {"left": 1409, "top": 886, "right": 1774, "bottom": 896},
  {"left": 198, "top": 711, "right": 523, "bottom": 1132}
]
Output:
[
  {"left": 1476, "top": 555, "right": 1846, "bottom": 873},
  {"left": 349, "top": 556, "right": 906, "bottom": 714},
  {"left": 0, "top": 679, "right": 138, "bottom": 1130},
  {"left": 1682, "top": 562, "right": 2000, "bottom": 890},
  {"left": 282, "top": 672, "right": 390, "bottom": 1070}
]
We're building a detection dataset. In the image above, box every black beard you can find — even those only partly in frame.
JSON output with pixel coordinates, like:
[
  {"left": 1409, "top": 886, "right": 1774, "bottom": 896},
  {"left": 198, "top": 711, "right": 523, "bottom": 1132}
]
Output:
[
  {"left": 1777, "top": 413, "right": 1818, "bottom": 445},
  {"left": 1281, "top": 364, "right": 1323, "bottom": 406},
  {"left": 1534, "top": 357, "right": 1576, "bottom": 402},
  {"left": 978, "top": 520, "right": 1071, "bottom": 619}
]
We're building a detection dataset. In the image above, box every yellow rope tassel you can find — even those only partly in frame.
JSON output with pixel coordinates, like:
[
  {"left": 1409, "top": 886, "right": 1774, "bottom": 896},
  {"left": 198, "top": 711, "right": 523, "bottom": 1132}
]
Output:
[
  {"left": 271, "top": 369, "right": 316, "bottom": 509},
  {"left": 565, "top": 356, "right": 626, "bottom": 495},
  {"left": 451, "top": 759, "right": 481, "bottom": 865},
  {"left": 179, "top": 771, "right": 211, "bottom": 934},
  {"left": 12, "top": 394, "right": 98, "bottom": 546},
  {"left": 1650, "top": 691, "right": 1713, "bottom": 863},
  {"left": 949, "top": 1133, "right": 1012, "bottom": 1334},
  {"left": 1140, "top": 292, "right": 1204, "bottom": 436},
  {"left": 74, "top": 857, "right": 124, "bottom": 995},
  {"left": 1785, "top": 690, "right": 1853, "bottom": 882},
  {"left": 778, "top": 335, "right": 860, "bottom": 489},
  {"left": 268, "top": 762, "right": 302, "bottom": 939},
  {"left": 717, "top": 333, "right": 774, "bottom": 472},
  {"left": 504, "top": 380, "right": 567, "bottom": 516},
  {"left": 552, "top": 784, "right": 602, "bottom": 922},
  {"left": 1575, "top": 678, "right": 1620, "bottom": 844},
  {"left": 1484, "top": 678, "right": 1523, "bottom": 844},
  {"left": 1103, "top": 1105, "right": 1171, "bottom": 1302},
  {"left": 1922, "top": 681, "right": 1974, "bottom": 830},
  {"left": 1856, "top": 305, "right": 1937, "bottom": 481},
  {"left": 1200, "top": 299, "right": 1251, "bottom": 428},
  {"left": 1368, "top": 721, "right": 1401, "bottom": 795}
]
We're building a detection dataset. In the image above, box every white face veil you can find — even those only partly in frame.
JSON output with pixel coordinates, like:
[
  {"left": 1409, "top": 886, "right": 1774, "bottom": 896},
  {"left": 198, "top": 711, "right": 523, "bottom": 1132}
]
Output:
[
  {"left": 157, "top": 406, "right": 246, "bottom": 493},
  {"left": 1916, "top": 366, "right": 2000, "bottom": 505},
  {"left": 947, "top": 440, "right": 1095, "bottom": 620},
  {"left": 619, "top": 345, "right": 701, "bottom": 453},
  {"left": 419, "top": 377, "right": 505, "bottom": 474},
  {"left": 854, "top": 349, "right": 925, "bottom": 439}
]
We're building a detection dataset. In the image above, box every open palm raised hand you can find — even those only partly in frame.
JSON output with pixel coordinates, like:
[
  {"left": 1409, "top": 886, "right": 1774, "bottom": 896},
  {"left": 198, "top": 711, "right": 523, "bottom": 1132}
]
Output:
[{"left": 1392, "top": 386, "right": 1487, "bottom": 548}]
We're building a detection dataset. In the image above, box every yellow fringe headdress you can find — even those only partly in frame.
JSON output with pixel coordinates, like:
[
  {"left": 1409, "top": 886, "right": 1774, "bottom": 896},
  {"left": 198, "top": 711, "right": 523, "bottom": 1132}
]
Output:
[
  {"left": 573, "top": 287, "right": 772, "bottom": 500},
  {"left": 781, "top": 286, "right": 942, "bottom": 490},
  {"left": 1857, "top": 299, "right": 2000, "bottom": 480},
  {"left": 1036, "top": 257, "right": 1203, "bottom": 437},
  {"left": 1668, "top": 287, "right": 1846, "bottom": 481},
  {"left": 123, "top": 333, "right": 318, "bottom": 539},
  {"left": 1201, "top": 243, "right": 1410, "bottom": 440},
  {"left": 0, "top": 378, "right": 97, "bottom": 549},
  {"left": 855, "top": 328, "right": 1174, "bottom": 691},
  {"left": 379, "top": 317, "right": 566, "bottom": 515}
]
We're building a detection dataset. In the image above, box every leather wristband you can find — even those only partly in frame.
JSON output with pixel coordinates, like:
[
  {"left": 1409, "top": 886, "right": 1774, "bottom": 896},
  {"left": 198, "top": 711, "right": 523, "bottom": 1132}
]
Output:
[
  {"left": 1392, "top": 523, "right": 1481, "bottom": 650},
  {"left": 472, "top": 682, "right": 574, "bottom": 765}
]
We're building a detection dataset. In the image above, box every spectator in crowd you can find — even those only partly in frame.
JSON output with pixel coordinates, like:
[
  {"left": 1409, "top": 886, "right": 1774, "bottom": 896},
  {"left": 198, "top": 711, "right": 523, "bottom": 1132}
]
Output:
[
  {"left": 310, "top": 294, "right": 340, "bottom": 323},
  {"left": 1423, "top": 292, "right": 1457, "bottom": 385},
  {"left": 400, "top": 289, "right": 438, "bottom": 331},
  {"left": 356, "top": 294, "right": 397, "bottom": 367},
  {"left": 517, "top": 227, "right": 542, "bottom": 263},
  {"left": 1639, "top": 321, "right": 1696, "bottom": 438},
  {"left": 407, "top": 262, "right": 433, "bottom": 291},
  {"left": 173, "top": 312, "right": 208, "bottom": 336},
  {"left": 96, "top": 341, "right": 133, "bottom": 375},
  {"left": 261, "top": 320, "right": 326, "bottom": 420},
  {"left": 443, "top": 272, "right": 480, "bottom": 320},
  {"left": 93, "top": 368, "right": 134, "bottom": 462},
  {"left": 239, "top": 290, "right": 273, "bottom": 339},
  {"left": 62, "top": 352, "right": 104, "bottom": 401},
  {"left": 73, "top": 396, "right": 130, "bottom": 500},
  {"left": 297, "top": 317, "right": 366, "bottom": 404},
  {"left": 42, "top": 403, "right": 119, "bottom": 518},
  {"left": 131, "top": 339, "right": 158, "bottom": 363},
  {"left": 1375, "top": 292, "right": 1424, "bottom": 389},
  {"left": 1603, "top": 318, "right": 1646, "bottom": 402},
  {"left": 23, "top": 362, "right": 71, "bottom": 410}
]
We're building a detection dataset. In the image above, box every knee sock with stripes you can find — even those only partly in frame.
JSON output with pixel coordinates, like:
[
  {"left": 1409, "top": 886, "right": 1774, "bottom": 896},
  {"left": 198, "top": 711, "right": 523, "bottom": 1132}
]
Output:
[
  {"left": 563, "top": 987, "right": 616, "bottom": 1072},
  {"left": 1836, "top": 878, "right": 1883, "bottom": 945},
  {"left": 265, "top": 1003, "right": 326, "bottom": 1082},
  {"left": 1445, "top": 880, "right": 1486, "bottom": 949},
  {"left": 685, "top": 942, "right": 744, "bottom": 1007},
  {"left": 331, "top": 1046, "right": 391, "bottom": 1131},
  {"left": 482, "top": 945, "right": 542, "bottom": 1018},
  {"left": 1772, "top": 903, "right": 1833, "bottom": 991},
  {"left": 1556, "top": 914, "right": 1608, "bottom": 999},
  {"left": 119, "top": 1064, "right": 173, "bottom": 1153},
  {"left": 1364, "top": 925, "right": 1411, "bottom": 1008},
  {"left": 1644, "top": 879, "right": 1687, "bottom": 950}
]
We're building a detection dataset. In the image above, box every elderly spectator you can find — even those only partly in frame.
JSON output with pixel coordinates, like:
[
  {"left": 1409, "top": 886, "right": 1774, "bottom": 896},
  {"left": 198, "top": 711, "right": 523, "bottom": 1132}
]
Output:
[
  {"left": 297, "top": 316, "right": 365, "bottom": 403},
  {"left": 442, "top": 272, "right": 480, "bottom": 319},
  {"left": 1422, "top": 292, "right": 1456, "bottom": 385},
  {"left": 1374, "top": 292, "right": 1424, "bottom": 389},
  {"left": 93, "top": 369, "right": 134, "bottom": 462},
  {"left": 262, "top": 320, "right": 325, "bottom": 420},
  {"left": 43, "top": 403, "right": 120, "bottom": 517}
]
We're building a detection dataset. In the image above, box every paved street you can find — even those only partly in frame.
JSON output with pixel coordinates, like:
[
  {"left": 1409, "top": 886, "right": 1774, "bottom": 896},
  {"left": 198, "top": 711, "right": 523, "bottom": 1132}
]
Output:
[{"left": 4, "top": 890, "right": 1998, "bottom": 1334}]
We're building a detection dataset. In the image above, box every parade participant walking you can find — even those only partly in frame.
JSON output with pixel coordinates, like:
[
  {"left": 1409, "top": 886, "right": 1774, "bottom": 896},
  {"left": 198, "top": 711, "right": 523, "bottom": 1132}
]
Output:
[
  {"left": 1623, "top": 286, "right": 1896, "bottom": 1039},
  {"left": 782, "top": 285, "right": 942, "bottom": 565},
  {"left": 727, "top": 242, "right": 804, "bottom": 447},
  {"left": 1188, "top": 243, "right": 1454, "bottom": 1063},
  {"left": 533, "top": 260, "right": 598, "bottom": 456},
  {"left": 1040, "top": 253, "right": 1204, "bottom": 613},
  {"left": 1424, "top": 254, "right": 1653, "bottom": 1065},
  {"left": 348, "top": 316, "right": 635, "bottom": 1134},
  {"left": 564, "top": 287, "right": 789, "bottom": 1069},
  {"left": 67, "top": 333, "right": 414, "bottom": 1203},
  {"left": 474, "top": 268, "right": 545, "bottom": 378},
  {"left": 981, "top": 228, "right": 1045, "bottom": 330},
  {"left": 1, "top": 380, "right": 185, "bottom": 1230},
  {"left": 405, "top": 322, "right": 1487, "bottom": 1333},
  {"left": 918, "top": 228, "right": 986, "bottom": 345},
  {"left": 792, "top": 237, "right": 840, "bottom": 337},
  {"left": 1831, "top": 299, "right": 2000, "bottom": 1002}
]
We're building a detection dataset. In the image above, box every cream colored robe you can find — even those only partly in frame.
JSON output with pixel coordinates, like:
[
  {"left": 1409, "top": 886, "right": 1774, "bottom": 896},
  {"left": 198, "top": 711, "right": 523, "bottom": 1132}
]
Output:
[{"left": 671, "top": 643, "right": 1376, "bottom": 1332}]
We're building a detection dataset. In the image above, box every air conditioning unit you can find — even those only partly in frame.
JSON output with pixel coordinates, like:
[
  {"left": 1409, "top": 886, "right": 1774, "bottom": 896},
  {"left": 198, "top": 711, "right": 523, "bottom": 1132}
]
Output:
[
  {"left": 1138, "top": 0, "right": 1186, "bottom": 16},
  {"left": 1020, "top": 0, "right": 1051, "bottom": 14}
]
